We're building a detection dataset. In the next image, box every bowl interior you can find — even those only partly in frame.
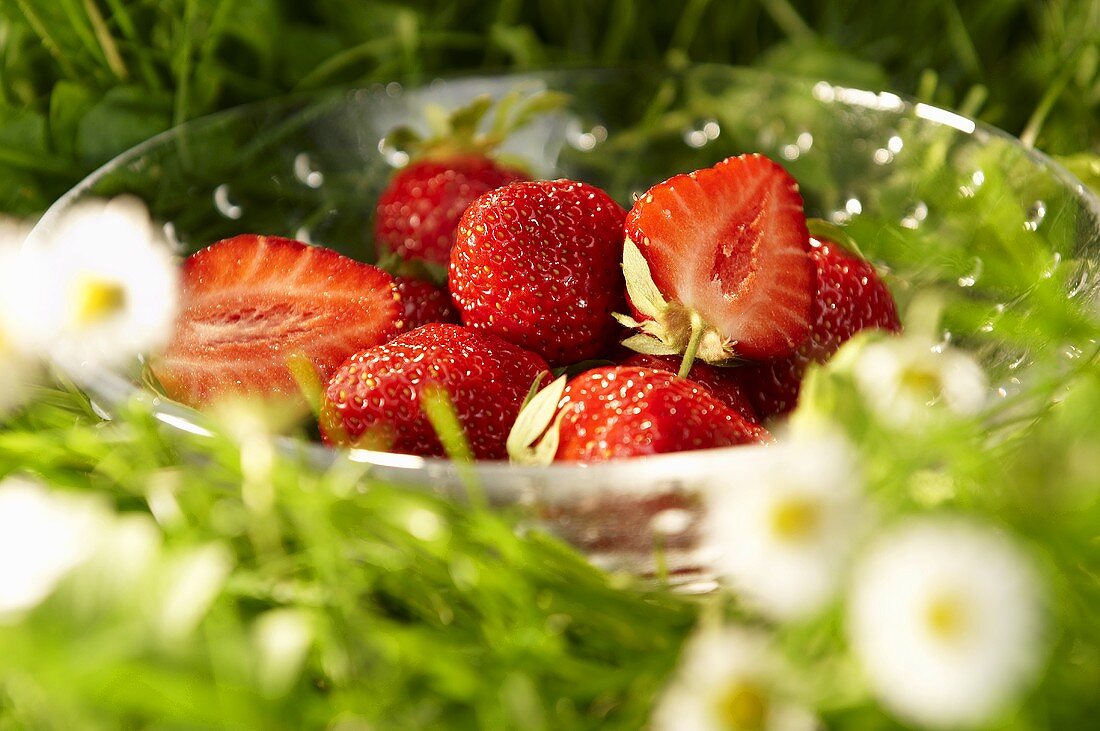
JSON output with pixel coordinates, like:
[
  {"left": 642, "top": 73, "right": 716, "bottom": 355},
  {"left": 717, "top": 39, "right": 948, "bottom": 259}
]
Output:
[{"left": 28, "top": 66, "right": 1100, "bottom": 577}]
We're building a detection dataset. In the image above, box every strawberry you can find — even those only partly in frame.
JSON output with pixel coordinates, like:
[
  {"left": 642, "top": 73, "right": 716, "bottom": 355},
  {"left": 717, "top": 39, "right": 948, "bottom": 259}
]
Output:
[
  {"left": 375, "top": 155, "right": 528, "bottom": 266},
  {"left": 449, "top": 179, "right": 627, "bottom": 366},
  {"left": 508, "top": 366, "right": 769, "bottom": 464},
  {"left": 738, "top": 235, "right": 902, "bottom": 418},
  {"left": 320, "top": 323, "right": 549, "bottom": 459},
  {"left": 393, "top": 275, "right": 458, "bottom": 331},
  {"left": 617, "top": 352, "right": 759, "bottom": 424},
  {"left": 373, "top": 91, "right": 566, "bottom": 266},
  {"left": 152, "top": 235, "right": 401, "bottom": 407},
  {"left": 617, "top": 154, "right": 815, "bottom": 373}
]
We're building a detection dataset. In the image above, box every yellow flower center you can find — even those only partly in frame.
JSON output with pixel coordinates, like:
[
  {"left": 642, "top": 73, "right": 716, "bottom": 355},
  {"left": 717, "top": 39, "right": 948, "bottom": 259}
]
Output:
[
  {"left": 924, "top": 592, "right": 969, "bottom": 641},
  {"left": 900, "top": 365, "right": 942, "bottom": 400},
  {"left": 770, "top": 496, "right": 820, "bottom": 542},
  {"left": 715, "top": 680, "right": 769, "bottom": 730},
  {"left": 74, "top": 276, "right": 127, "bottom": 325}
]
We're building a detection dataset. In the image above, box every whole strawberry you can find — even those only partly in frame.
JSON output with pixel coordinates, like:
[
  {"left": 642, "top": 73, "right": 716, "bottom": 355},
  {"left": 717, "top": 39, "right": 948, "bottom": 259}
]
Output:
[
  {"left": 738, "top": 236, "right": 901, "bottom": 417},
  {"left": 153, "top": 235, "right": 401, "bottom": 407},
  {"left": 320, "top": 323, "right": 549, "bottom": 459},
  {"left": 376, "top": 155, "right": 527, "bottom": 266},
  {"left": 393, "top": 275, "right": 458, "bottom": 330},
  {"left": 373, "top": 91, "right": 565, "bottom": 266},
  {"left": 508, "top": 366, "right": 769, "bottom": 464},
  {"left": 617, "top": 352, "right": 759, "bottom": 424},
  {"left": 450, "top": 179, "right": 627, "bottom": 366},
  {"left": 618, "top": 154, "right": 815, "bottom": 372}
]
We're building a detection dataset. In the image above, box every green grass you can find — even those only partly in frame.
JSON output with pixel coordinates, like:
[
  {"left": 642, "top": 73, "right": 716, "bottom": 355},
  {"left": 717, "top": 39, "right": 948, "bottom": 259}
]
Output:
[{"left": 0, "top": 2, "right": 1099, "bottom": 729}]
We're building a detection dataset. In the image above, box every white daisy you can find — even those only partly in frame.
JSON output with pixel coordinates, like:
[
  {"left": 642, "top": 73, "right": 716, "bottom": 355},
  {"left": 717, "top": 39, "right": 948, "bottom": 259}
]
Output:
[
  {"left": 848, "top": 517, "right": 1045, "bottom": 728},
  {"left": 3, "top": 196, "right": 179, "bottom": 379},
  {"left": 652, "top": 625, "right": 818, "bottom": 731},
  {"left": 851, "top": 336, "right": 987, "bottom": 427},
  {"left": 0, "top": 477, "right": 108, "bottom": 619},
  {"left": 703, "top": 431, "right": 865, "bottom": 621}
]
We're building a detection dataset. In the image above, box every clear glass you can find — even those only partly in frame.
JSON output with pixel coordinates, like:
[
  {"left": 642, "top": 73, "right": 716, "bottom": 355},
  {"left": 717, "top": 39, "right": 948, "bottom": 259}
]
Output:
[{"left": 27, "top": 66, "right": 1100, "bottom": 586}]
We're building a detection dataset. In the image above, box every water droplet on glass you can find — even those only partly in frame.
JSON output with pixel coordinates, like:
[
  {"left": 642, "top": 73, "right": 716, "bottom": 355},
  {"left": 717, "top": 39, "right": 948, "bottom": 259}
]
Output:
[
  {"left": 385, "top": 81, "right": 402, "bottom": 96},
  {"left": 567, "top": 121, "right": 608, "bottom": 151},
  {"left": 845, "top": 197, "right": 863, "bottom": 216},
  {"left": 901, "top": 200, "right": 928, "bottom": 229},
  {"left": 971, "top": 170, "right": 986, "bottom": 188},
  {"left": 682, "top": 119, "right": 719, "bottom": 148},
  {"left": 812, "top": 81, "right": 836, "bottom": 103},
  {"left": 293, "top": 153, "right": 324, "bottom": 189},
  {"left": 873, "top": 147, "right": 894, "bottom": 165},
  {"left": 887, "top": 134, "right": 904, "bottom": 153},
  {"left": 162, "top": 221, "right": 185, "bottom": 253},
  {"left": 377, "top": 137, "right": 410, "bottom": 168},
  {"left": 1068, "top": 269, "right": 1090, "bottom": 298},
  {"left": 957, "top": 257, "right": 982, "bottom": 287},
  {"left": 781, "top": 143, "right": 801, "bottom": 160},
  {"left": 931, "top": 330, "right": 952, "bottom": 354},
  {"left": 650, "top": 508, "right": 693, "bottom": 536},
  {"left": 796, "top": 131, "right": 812, "bottom": 150},
  {"left": 295, "top": 227, "right": 313, "bottom": 244},
  {"left": 1024, "top": 200, "right": 1047, "bottom": 231},
  {"left": 213, "top": 184, "right": 243, "bottom": 220}
]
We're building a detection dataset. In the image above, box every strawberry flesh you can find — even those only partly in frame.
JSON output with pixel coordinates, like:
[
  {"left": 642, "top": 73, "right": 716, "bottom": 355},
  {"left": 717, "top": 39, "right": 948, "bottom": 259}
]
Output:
[
  {"left": 625, "top": 154, "right": 814, "bottom": 359},
  {"left": 554, "top": 366, "right": 769, "bottom": 462},
  {"left": 152, "top": 235, "right": 401, "bottom": 407},
  {"left": 321, "top": 323, "right": 549, "bottom": 459},
  {"left": 739, "top": 236, "right": 902, "bottom": 417}
]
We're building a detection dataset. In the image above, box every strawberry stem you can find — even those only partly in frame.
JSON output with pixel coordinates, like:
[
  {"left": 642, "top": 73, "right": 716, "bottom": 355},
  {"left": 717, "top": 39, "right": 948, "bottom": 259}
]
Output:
[{"left": 678, "top": 311, "right": 705, "bottom": 378}]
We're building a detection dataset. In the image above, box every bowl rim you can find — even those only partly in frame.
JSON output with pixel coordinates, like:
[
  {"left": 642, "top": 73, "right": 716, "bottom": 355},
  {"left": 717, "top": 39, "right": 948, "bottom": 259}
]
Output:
[{"left": 27, "top": 64, "right": 1100, "bottom": 489}]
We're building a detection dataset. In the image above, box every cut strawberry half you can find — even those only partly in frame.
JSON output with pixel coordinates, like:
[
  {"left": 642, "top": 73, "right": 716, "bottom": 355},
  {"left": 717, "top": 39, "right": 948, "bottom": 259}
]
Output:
[
  {"left": 152, "top": 234, "right": 401, "bottom": 407},
  {"left": 618, "top": 154, "right": 815, "bottom": 369}
]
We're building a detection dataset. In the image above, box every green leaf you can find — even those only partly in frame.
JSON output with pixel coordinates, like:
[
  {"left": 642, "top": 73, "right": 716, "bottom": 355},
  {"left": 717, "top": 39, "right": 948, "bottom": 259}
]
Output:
[
  {"left": 507, "top": 374, "right": 567, "bottom": 465},
  {"left": 621, "top": 236, "right": 668, "bottom": 321}
]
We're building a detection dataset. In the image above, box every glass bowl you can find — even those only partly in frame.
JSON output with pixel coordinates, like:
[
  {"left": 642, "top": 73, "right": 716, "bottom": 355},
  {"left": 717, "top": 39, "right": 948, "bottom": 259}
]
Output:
[{"left": 27, "top": 66, "right": 1100, "bottom": 585}]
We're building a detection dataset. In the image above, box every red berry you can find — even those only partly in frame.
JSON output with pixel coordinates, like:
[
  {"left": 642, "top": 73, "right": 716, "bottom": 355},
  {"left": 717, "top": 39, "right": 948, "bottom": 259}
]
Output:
[
  {"left": 375, "top": 155, "right": 528, "bottom": 266},
  {"left": 623, "top": 154, "right": 814, "bottom": 362},
  {"left": 553, "top": 366, "right": 769, "bottom": 462},
  {"left": 153, "top": 235, "right": 401, "bottom": 407},
  {"left": 739, "top": 237, "right": 902, "bottom": 417},
  {"left": 320, "top": 323, "right": 549, "bottom": 459},
  {"left": 393, "top": 275, "right": 458, "bottom": 331},
  {"left": 450, "top": 179, "right": 627, "bottom": 366},
  {"left": 617, "top": 353, "right": 760, "bottom": 424}
]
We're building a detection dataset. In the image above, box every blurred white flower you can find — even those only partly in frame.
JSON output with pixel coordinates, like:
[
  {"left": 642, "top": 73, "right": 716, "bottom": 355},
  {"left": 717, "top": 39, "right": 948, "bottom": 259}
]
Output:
[
  {"left": 0, "top": 228, "right": 41, "bottom": 415},
  {"left": 0, "top": 477, "right": 108, "bottom": 619},
  {"left": 703, "top": 432, "right": 865, "bottom": 621},
  {"left": 2, "top": 196, "right": 178, "bottom": 379},
  {"left": 254, "top": 609, "right": 314, "bottom": 697},
  {"left": 156, "top": 543, "right": 233, "bottom": 641},
  {"left": 848, "top": 518, "right": 1045, "bottom": 728},
  {"left": 852, "top": 337, "right": 987, "bottom": 427},
  {"left": 0, "top": 314, "right": 39, "bottom": 417},
  {"left": 652, "top": 625, "right": 818, "bottom": 731}
]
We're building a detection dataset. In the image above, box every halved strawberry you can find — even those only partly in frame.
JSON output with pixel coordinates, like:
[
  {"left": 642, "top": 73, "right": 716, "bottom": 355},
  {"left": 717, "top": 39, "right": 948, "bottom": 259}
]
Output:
[
  {"left": 738, "top": 235, "right": 902, "bottom": 418},
  {"left": 152, "top": 235, "right": 401, "bottom": 407},
  {"left": 618, "top": 154, "right": 814, "bottom": 370}
]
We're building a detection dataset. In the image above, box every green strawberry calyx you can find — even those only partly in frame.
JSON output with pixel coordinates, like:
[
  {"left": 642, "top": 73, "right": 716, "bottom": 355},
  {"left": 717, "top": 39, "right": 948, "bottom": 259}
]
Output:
[
  {"left": 614, "top": 236, "right": 735, "bottom": 377},
  {"left": 384, "top": 89, "right": 569, "bottom": 164},
  {"left": 507, "top": 373, "right": 568, "bottom": 466}
]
